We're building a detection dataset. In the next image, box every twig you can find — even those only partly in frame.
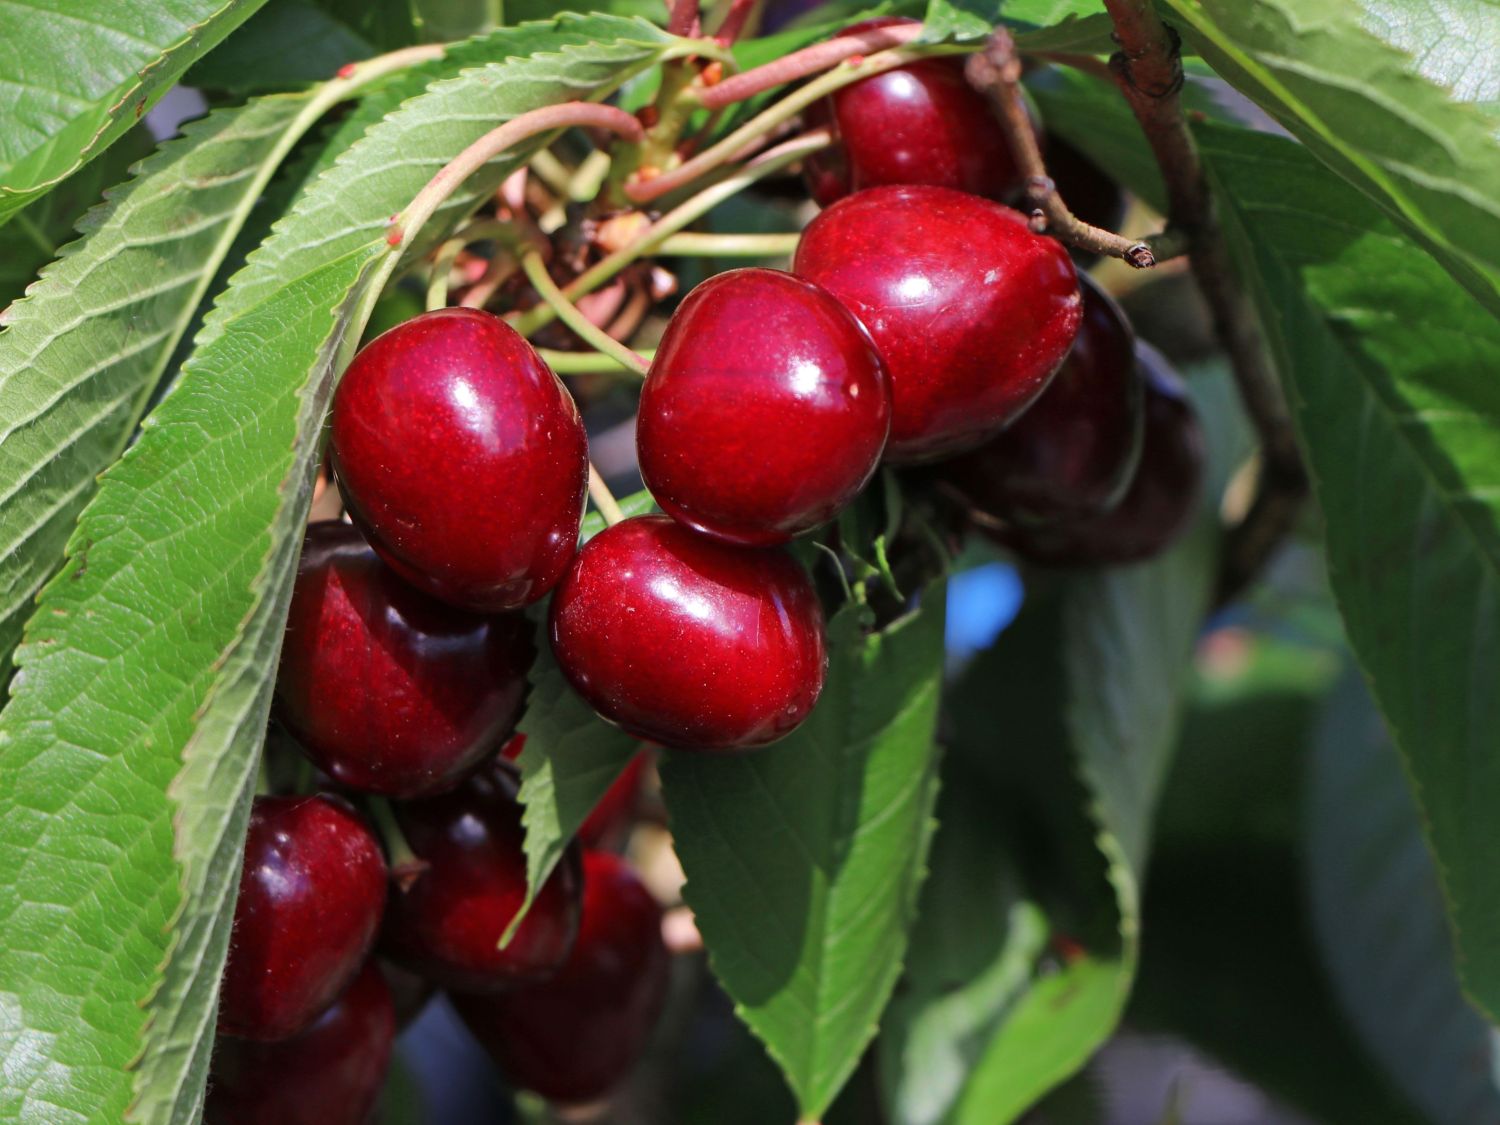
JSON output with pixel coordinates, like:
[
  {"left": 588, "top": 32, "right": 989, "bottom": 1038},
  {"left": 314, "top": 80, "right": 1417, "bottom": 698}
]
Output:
[
  {"left": 1099, "top": 1, "right": 1307, "bottom": 601},
  {"left": 965, "top": 34, "right": 1180, "bottom": 268},
  {"left": 520, "top": 251, "right": 650, "bottom": 376},
  {"left": 588, "top": 465, "right": 629, "bottom": 527}
]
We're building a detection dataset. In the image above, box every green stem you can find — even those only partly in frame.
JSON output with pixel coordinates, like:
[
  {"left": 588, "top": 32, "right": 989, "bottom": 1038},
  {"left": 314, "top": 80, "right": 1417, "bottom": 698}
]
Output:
[
  {"left": 588, "top": 465, "right": 628, "bottom": 526},
  {"left": 511, "top": 130, "right": 830, "bottom": 337},
  {"left": 527, "top": 148, "right": 574, "bottom": 196},
  {"left": 520, "top": 251, "right": 650, "bottom": 376},
  {"left": 567, "top": 148, "right": 614, "bottom": 202},
  {"left": 426, "top": 238, "right": 465, "bottom": 310},
  {"left": 539, "top": 346, "right": 657, "bottom": 373},
  {"left": 368, "top": 796, "right": 420, "bottom": 872},
  {"left": 655, "top": 231, "right": 799, "bottom": 256}
]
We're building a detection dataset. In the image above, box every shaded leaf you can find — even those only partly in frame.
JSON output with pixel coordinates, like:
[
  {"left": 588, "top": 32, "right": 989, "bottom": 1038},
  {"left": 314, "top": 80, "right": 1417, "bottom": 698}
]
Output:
[{"left": 187, "top": 0, "right": 375, "bottom": 91}]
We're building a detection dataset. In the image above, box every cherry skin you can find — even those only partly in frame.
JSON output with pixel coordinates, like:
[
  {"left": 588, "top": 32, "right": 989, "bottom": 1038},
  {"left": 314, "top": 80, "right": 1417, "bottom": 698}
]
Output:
[
  {"left": 549, "top": 515, "right": 828, "bottom": 751},
  {"left": 381, "top": 760, "right": 583, "bottom": 992},
  {"left": 637, "top": 268, "right": 891, "bottom": 545},
  {"left": 218, "top": 796, "right": 387, "bottom": 1041},
  {"left": 501, "top": 735, "right": 650, "bottom": 851},
  {"left": 453, "top": 851, "right": 669, "bottom": 1105},
  {"left": 206, "top": 960, "right": 394, "bottom": 1125},
  {"left": 803, "top": 18, "right": 1023, "bottom": 206},
  {"left": 934, "top": 273, "right": 1144, "bottom": 523},
  {"left": 997, "top": 344, "right": 1205, "bottom": 566},
  {"left": 795, "top": 184, "right": 1082, "bottom": 463},
  {"left": 275, "top": 521, "right": 535, "bottom": 798},
  {"left": 330, "top": 306, "right": 587, "bottom": 612}
]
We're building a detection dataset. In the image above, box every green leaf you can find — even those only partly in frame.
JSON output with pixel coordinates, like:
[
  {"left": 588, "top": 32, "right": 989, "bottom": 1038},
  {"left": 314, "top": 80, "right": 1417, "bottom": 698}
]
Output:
[
  {"left": 0, "top": 0, "right": 270, "bottom": 224},
  {"left": 1002, "top": 1, "right": 1118, "bottom": 53},
  {"left": 1359, "top": 0, "right": 1500, "bottom": 111},
  {"left": 0, "top": 128, "right": 153, "bottom": 309},
  {"left": 578, "top": 487, "right": 656, "bottom": 541},
  {"left": 1200, "top": 123, "right": 1500, "bottom": 1019},
  {"left": 187, "top": 0, "right": 376, "bottom": 91},
  {"left": 509, "top": 641, "right": 640, "bottom": 942},
  {"left": 662, "top": 588, "right": 947, "bottom": 1120},
  {"left": 1306, "top": 671, "right": 1500, "bottom": 1124},
  {"left": 0, "top": 16, "right": 685, "bottom": 1120},
  {"left": 1158, "top": 0, "right": 1500, "bottom": 315}
]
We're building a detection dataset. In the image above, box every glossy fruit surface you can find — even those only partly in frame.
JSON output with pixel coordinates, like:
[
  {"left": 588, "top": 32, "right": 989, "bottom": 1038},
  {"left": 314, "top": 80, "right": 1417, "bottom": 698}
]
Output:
[
  {"left": 998, "top": 344, "right": 1205, "bottom": 566},
  {"left": 207, "top": 960, "right": 394, "bottom": 1125},
  {"left": 935, "top": 273, "right": 1143, "bottom": 522},
  {"left": 331, "top": 306, "right": 587, "bottom": 612},
  {"left": 549, "top": 515, "right": 827, "bottom": 751},
  {"left": 637, "top": 268, "right": 890, "bottom": 545},
  {"left": 803, "top": 18, "right": 1022, "bottom": 206},
  {"left": 381, "top": 761, "right": 582, "bottom": 992},
  {"left": 454, "top": 851, "right": 669, "bottom": 1104},
  {"left": 276, "top": 522, "right": 535, "bottom": 798},
  {"left": 501, "top": 735, "right": 650, "bottom": 851},
  {"left": 219, "top": 796, "right": 387, "bottom": 1041},
  {"left": 795, "top": 185, "right": 1081, "bottom": 463}
]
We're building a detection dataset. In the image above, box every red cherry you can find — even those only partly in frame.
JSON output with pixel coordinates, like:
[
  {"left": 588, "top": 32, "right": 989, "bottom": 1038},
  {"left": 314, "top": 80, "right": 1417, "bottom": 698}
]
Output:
[
  {"left": 548, "top": 515, "right": 827, "bottom": 751},
  {"left": 275, "top": 522, "right": 535, "bottom": 798},
  {"left": 934, "top": 274, "right": 1143, "bottom": 522},
  {"left": 330, "top": 307, "right": 587, "bottom": 612},
  {"left": 795, "top": 184, "right": 1081, "bottom": 463},
  {"left": 637, "top": 268, "right": 891, "bottom": 545},
  {"left": 997, "top": 345, "right": 1205, "bottom": 566},
  {"left": 218, "top": 796, "right": 387, "bottom": 1041},
  {"left": 381, "top": 761, "right": 582, "bottom": 992},
  {"left": 803, "top": 18, "right": 1022, "bottom": 206},
  {"left": 453, "top": 852, "right": 669, "bottom": 1104},
  {"left": 206, "top": 960, "right": 394, "bottom": 1125}
]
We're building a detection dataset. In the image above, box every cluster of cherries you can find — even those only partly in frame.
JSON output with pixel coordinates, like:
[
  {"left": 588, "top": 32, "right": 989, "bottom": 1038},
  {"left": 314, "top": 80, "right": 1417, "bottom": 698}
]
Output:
[{"left": 206, "top": 17, "right": 1203, "bottom": 1123}]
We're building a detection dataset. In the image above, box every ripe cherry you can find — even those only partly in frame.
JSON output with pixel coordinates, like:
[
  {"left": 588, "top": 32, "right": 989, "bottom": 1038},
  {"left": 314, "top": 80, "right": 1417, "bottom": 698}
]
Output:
[
  {"left": 218, "top": 796, "right": 387, "bottom": 1041},
  {"left": 331, "top": 307, "right": 587, "bottom": 612},
  {"left": 207, "top": 960, "right": 394, "bottom": 1125},
  {"left": 501, "top": 735, "right": 650, "bottom": 851},
  {"left": 275, "top": 522, "right": 535, "bottom": 798},
  {"left": 453, "top": 852, "right": 669, "bottom": 1104},
  {"left": 934, "top": 274, "right": 1143, "bottom": 523},
  {"left": 381, "top": 760, "right": 582, "bottom": 992},
  {"left": 803, "top": 18, "right": 1023, "bottom": 206},
  {"left": 795, "top": 184, "right": 1081, "bottom": 463},
  {"left": 637, "top": 268, "right": 890, "bottom": 545},
  {"left": 997, "top": 345, "right": 1205, "bottom": 566},
  {"left": 549, "top": 515, "right": 827, "bottom": 751}
]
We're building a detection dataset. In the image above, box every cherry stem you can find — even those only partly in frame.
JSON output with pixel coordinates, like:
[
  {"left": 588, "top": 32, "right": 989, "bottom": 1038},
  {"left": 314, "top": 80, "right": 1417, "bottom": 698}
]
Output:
[
  {"left": 588, "top": 465, "right": 628, "bottom": 526},
  {"left": 655, "top": 231, "right": 800, "bottom": 256},
  {"left": 511, "top": 130, "right": 831, "bottom": 337},
  {"left": 367, "top": 797, "right": 425, "bottom": 885},
  {"left": 426, "top": 238, "right": 466, "bottom": 310},
  {"left": 666, "top": 0, "right": 701, "bottom": 37},
  {"left": 626, "top": 43, "right": 930, "bottom": 204},
  {"left": 387, "top": 102, "right": 644, "bottom": 252},
  {"left": 965, "top": 32, "right": 1178, "bottom": 268},
  {"left": 712, "top": 0, "right": 757, "bottom": 44},
  {"left": 539, "top": 346, "right": 657, "bottom": 374},
  {"left": 695, "top": 22, "right": 923, "bottom": 109},
  {"left": 1099, "top": 0, "right": 1306, "bottom": 602},
  {"left": 527, "top": 148, "right": 574, "bottom": 196},
  {"left": 519, "top": 250, "right": 650, "bottom": 376}
]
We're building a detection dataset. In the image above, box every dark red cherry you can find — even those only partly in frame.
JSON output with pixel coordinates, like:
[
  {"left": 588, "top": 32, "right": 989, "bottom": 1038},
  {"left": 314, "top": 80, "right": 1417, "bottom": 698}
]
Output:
[
  {"left": 549, "top": 515, "right": 827, "bottom": 751},
  {"left": 803, "top": 18, "right": 1022, "bottom": 206},
  {"left": 935, "top": 274, "right": 1143, "bottom": 523},
  {"left": 501, "top": 736, "right": 650, "bottom": 851},
  {"left": 997, "top": 345, "right": 1205, "bottom": 566},
  {"left": 330, "top": 306, "right": 587, "bottom": 612},
  {"left": 637, "top": 268, "right": 890, "bottom": 545},
  {"left": 275, "top": 522, "right": 535, "bottom": 798},
  {"left": 795, "top": 184, "right": 1081, "bottom": 463},
  {"left": 381, "top": 761, "right": 582, "bottom": 992},
  {"left": 453, "top": 852, "right": 669, "bottom": 1104},
  {"left": 218, "top": 796, "right": 387, "bottom": 1041},
  {"left": 207, "top": 960, "right": 394, "bottom": 1125}
]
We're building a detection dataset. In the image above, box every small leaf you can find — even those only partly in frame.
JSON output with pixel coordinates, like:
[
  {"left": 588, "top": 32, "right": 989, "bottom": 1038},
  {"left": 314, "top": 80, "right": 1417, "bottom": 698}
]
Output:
[
  {"left": 0, "top": 0, "right": 270, "bottom": 224},
  {"left": 662, "top": 587, "right": 947, "bottom": 1120}
]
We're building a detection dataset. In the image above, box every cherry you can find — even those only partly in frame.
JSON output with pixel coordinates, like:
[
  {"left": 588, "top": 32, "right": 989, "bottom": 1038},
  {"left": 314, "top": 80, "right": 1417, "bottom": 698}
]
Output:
[
  {"left": 803, "top": 18, "right": 1023, "bottom": 206},
  {"left": 637, "top": 268, "right": 891, "bottom": 545},
  {"left": 997, "top": 344, "right": 1205, "bottom": 566},
  {"left": 795, "top": 184, "right": 1081, "bottom": 463},
  {"left": 934, "top": 273, "right": 1143, "bottom": 523},
  {"left": 381, "top": 760, "right": 583, "bottom": 992},
  {"left": 206, "top": 960, "right": 394, "bottom": 1125},
  {"left": 330, "top": 306, "right": 587, "bottom": 612},
  {"left": 218, "top": 796, "right": 387, "bottom": 1041},
  {"left": 501, "top": 735, "right": 650, "bottom": 851},
  {"left": 549, "top": 515, "right": 827, "bottom": 751},
  {"left": 275, "top": 522, "right": 535, "bottom": 798},
  {"left": 453, "top": 851, "right": 669, "bottom": 1104}
]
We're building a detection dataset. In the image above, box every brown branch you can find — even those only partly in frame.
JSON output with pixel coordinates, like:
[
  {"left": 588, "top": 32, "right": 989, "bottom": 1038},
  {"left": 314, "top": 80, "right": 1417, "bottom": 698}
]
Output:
[
  {"left": 1100, "top": 0, "right": 1307, "bottom": 603},
  {"left": 965, "top": 34, "right": 1181, "bottom": 268}
]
